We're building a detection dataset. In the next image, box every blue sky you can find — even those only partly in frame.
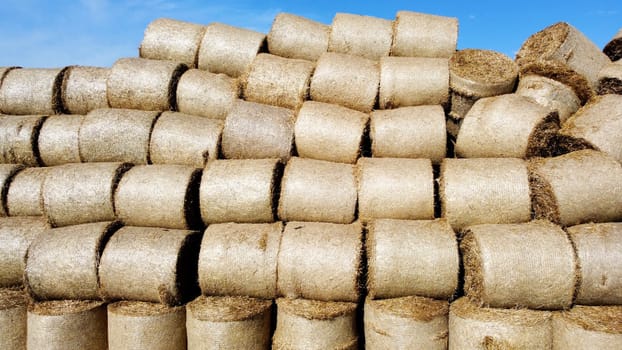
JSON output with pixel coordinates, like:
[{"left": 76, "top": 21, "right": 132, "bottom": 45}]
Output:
[{"left": 1, "top": 0, "right": 620, "bottom": 67}]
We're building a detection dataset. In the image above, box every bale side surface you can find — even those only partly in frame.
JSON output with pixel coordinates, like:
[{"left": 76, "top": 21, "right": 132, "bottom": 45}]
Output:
[
  {"left": 597, "top": 61, "right": 622, "bottom": 95},
  {"left": 516, "top": 74, "right": 581, "bottom": 123},
  {"left": 37, "top": 114, "right": 83, "bottom": 166},
  {"left": 0, "top": 68, "right": 66, "bottom": 115},
  {"left": 392, "top": 10, "right": 458, "bottom": 58},
  {"left": 328, "top": 13, "right": 392, "bottom": 60},
  {"left": 267, "top": 13, "right": 329, "bottom": 61},
  {"left": 140, "top": 17, "right": 207, "bottom": 67},
  {"left": 6, "top": 167, "right": 48, "bottom": 217},
  {"left": 553, "top": 306, "right": 622, "bottom": 349},
  {"left": 61, "top": 66, "right": 109, "bottom": 115},
  {"left": 0, "top": 114, "right": 46, "bottom": 166},
  {"left": 0, "top": 164, "right": 25, "bottom": 217},
  {"left": 449, "top": 49, "right": 518, "bottom": 98},
  {"left": 0, "top": 217, "right": 48, "bottom": 287},
  {"left": 175, "top": 68, "right": 238, "bottom": 119},
  {"left": 0, "top": 289, "right": 28, "bottom": 350}
]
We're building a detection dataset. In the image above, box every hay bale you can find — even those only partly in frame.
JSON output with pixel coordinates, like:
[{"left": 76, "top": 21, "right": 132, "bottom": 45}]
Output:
[
  {"left": 0, "top": 289, "right": 28, "bottom": 350},
  {"left": 449, "top": 297, "right": 553, "bottom": 350},
  {"left": 367, "top": 219, "right": 458, "bottom": 300},
  {"left": 267, "top": 13, "right": 329, "bottom": 61},
  {"left": 0, "top": 164, "right": 24, "bottom": 217},
  {"left": 176, "top": 69, "right": 238, "bottom": 119},
  {"left": 99, "top": 226, "right": 201, "bottom": 305},
  {"left": 107, "top": 57, "right": 187, "bottom": 111},
  {"left": 198, "top": 222, "right": 282, "bottom": 298},
  {"left": 604, "top": 28, "right": 622, "bottom": 61},
  {"left": 140, "top": 18, "right": 207, "bottom": 67},
  {"left": 0, "top": 66, "right": 19, "bottom": 86},
  {"left": 310, "top": 52, "right": 379, "bottom": 113},
  {"left": 61, "top": 66, "right": 109, "bottom": 115},
  {"left": 278, "top": 157, "right": 357, "bottom": 224},
  {"left": 107, "top": 301, "right": 187, "bottom": 350},
  {"left": 37, "top": 114, "right": 84, "bottom": 166},
  {"left": 357, "top": 158, "right": 434, "bottom": 222},
  {"left": 274, "top": 298, "right": 358, "bottom": 350},
  {"left": 6, "top": 167, "right": 48, "bottom": 217},
  {"left": 597, "top": 60, "right": 622, "bottom": 95},
  {"left": 529, "top": 150, "right": 622, "bottom": 226},
  {"left": 221, "top": 100, "right": 295, "bottom": 162},
  {"left": 200, "top": 159, "right": 280, "bottom": 224},
  {"left": 364, "top": 296, "right": 449, "bottom": 350},
  {"left": 27, "top": 300, "right": 107, "bottom": 350},
  {"left": 392, "top": 11, "right": 458, "bottom": 58},
  {"left": 553, "top": 306, "right": 622, "bottom": 349},
  {"left": 440, "top": 158, "right": 531, "bottom": 231},
  {"left": 186, "top": 295, "right": 272, "bottom": 350},
  {"left": 294, "top": 101, "right": 369, "bottom": 164},
  {"left": 0, "top": 217, "right": 48, "bottom": 287},
  {"left": 516, "top": 74, "right": 582, "bottom": 123},
  {"left": 518, "top": 60, "right": 593, "bottom": 104},
  {"left": 0, "top": 68, "right": 66, "bottom": 115},
  {"left": 328, "top": 13, "right": 392, "bottom": 60},
  {"left": 0, "top": 115, "right": 46, "bottom": 166},
  {"left": 197, "top": 23, "right": 266, "bottom": 78}
]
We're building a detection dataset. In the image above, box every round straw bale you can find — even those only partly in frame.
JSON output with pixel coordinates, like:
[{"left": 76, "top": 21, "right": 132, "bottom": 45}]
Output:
[
  {"left": 278, "top": 157, "right": 357, "bottom": 224},
  {"left": 370, "top": 105, "right": 446, "bottom": 163},
  {"left": 0, "top": 289, "right": 28, "bottom": 350},
  {"left": 604, "top": 28, "right": 622, "bottom": 61},
  {"left": 0, "top": 114, "right": 46, "bottom": 166},
  {"left": 597, "top": 60, "right": 622, "bottom": 95},
  {"left": 357, "top": 158, "right": 434, "bottom": 222},
  {"left": 200, "top": 159, "right": 280, "bottom": 224},
  {"left": 198, "top": 222, "right": 282, "bottom": 298},
  {"left": 176, "top": 69, "right": 238, "bottom": 119},
  {"left": 365, "top": 296, "right": 449, "bottom": 350},
  {"left": 274, "top": 298, "right": 358, "bottom": 350},
  {"left": 107, "top": 301, "right": 186, "bottom": 350},
  {"left": 243, "top": 53, "right": 314, "bottom": 109},
  {"left": 0, "top": 164, "right": 24, "bottom": 217},
  {"left": 277, "top": 221, "right": 362, "bottom": 302},
  {"left": 61, "top": 66, "right": 109, "bottom": 115},
  {"left": 294, "top": 101, "right": 369, "bottom": 164},
  {"left": 197, "top": 23, "right": 266, "bottom": 78},
  {"left": 392, "top": 11, "right": 458, "bottom": 58},
  {"left": 440, "top": 158, "right": 531, "bottom": 231},
  {"left": 186, "top": 295, "right": 272, "bottom": 350},
  {"left": 25, "top": 221, "right": 120, "bottom": 301},
  {"left": 6, "top": 167, "right": 48, "bottom": 217},
  {"left": 516, "top": 74, "right": 582, "bottom": 123},
  {"left": 310, "top": 52, "right": 379, "bottom": 113},
  {"left": 41, "top": 162, "right": 132, "bottom": 227},
  {"left": 0, "top": 66, "right": 20, "bottom": 85},
  {"left": 367, "top": 219, "right": 458, "bottom": 300},
  {"left": 553, "top": 306, "right": 622, "bottom": 349},
  {"left": 27, "top": 300, "right": 107, "bottom": 350},
  {"left": 99, "top": 226, "right": 201, "bottom": 305},
  {"left": 221, "top": 100, "right": 295, "bottom": 162},
  {"left": 267, "top": 13, "right": 329, "bottom": 61},
  {"left": 519, "top": 59, "right": 593, "bottom": 105},
  {"left": 0, "top": 217, "right": 48, "bottom": 287},
  {"left": 528, "top": 150, "right": 622, "bottom": 226},
  {"left": 328, "top": 13, "right": 392, "bottom": 60},
  {"left": 0, "top": 68, "right": 66, "bottom": 115},
  {"left": 449, "top": 297, "right": 553, "bottom": 350},
  {"left": 140, "top": 18, "right": 207, "bottom": 68},
  {"left": 566, "top": 223, "right": 622, "bottom": 305},
  {"left": 37, "top": 114, "right": 83, "bottom": 166},
  {"left": 107, "top": 57, "right": 187, "bottom": 111}
]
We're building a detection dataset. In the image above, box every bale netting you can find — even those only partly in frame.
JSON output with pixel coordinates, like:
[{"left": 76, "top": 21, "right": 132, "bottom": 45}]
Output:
[
  {"left": 310, "top": 52, "right": 379, "bottom": 113},
  {"left": 328, "top": 13, "right": 392, "bottom": 60},
  {"left": 61, "top": 66, "right": 109, "bottom": 115},
  {"left": 274, "top": 298, "right": 358, "bottom": 350},
  {"left": 107, "top": 57, "right": 188, "bottom": 111},
  {"left": 277, "top": 221, "right": 362, "bottom": 302},
  {"left": 186, "top": 295, "right": 272, "bottom": 350},
  {"left": 0, "top": 164, "right": 24, "bottom": 217},
  {"left": 461, "top": 220, "right": 577, "bottom": 310},
  {"left": 364, "top": 296, "right": 449, "bottom": 350},
  {"left": 516, "top": 72, "right": 583, "bottom": 123},
  {"left": 294, "top": 101, "right": 369, "bottom": 164},
  {"left": 198, "top": 222, "right": 282, "bottom": 299},
  {"left": 0, "top": 114, "right": 46, "bottom": 166},
  {"left": 367, "top": 219, "right": 459, "bottom": 300},
  {"left": 267, "top": 13, "right": 330, "bottom": 61},
  {"left": 278, "top": 157, "right": 357, "bottom": 224},
  {"left": 140, "top": 17, "right": 207, "bottom": 68},
  {"left": 449, "top": 297, "right": 553, "bottom": 350},
  {"left": 0, "top": 67, "right": 66, "bottom": 115},
  {"left": 6, "top": 167, "right": 48, "bottom": 217},
  {"left": 528, "top": 150, "right": 622, "bottom": 226},
  {"left": 243, "top": 53, "right": 315, "bottom": 109},
  {"left": 440, "top": 158, "right": 531, "bottom": 231},
  {"left": 603, "top": 27, "right": 622, "bottom": 61},
  {"left": 107, "top": 301, "right": 187, "bottom": 350},
  {"left": 200, "top": 159, "right": 280, "bottom": 224},
  {"left": 99, "top": 226, "right": 201, "bottom": 305},
  {"left": 27, "top": 300, "right": 108, "bottom": 350},
  {"left": 392, "top": 11, "right": 458, "bottom": 58},
  {"left": 597, "top": 61, "right": 622, "bottom": 95},
  {"left": 357, "top": 158, "right": 434, "bottom": 222},
  {"left": 37, "top": 114, "right": 83, "bottom": 166},
  {"left": 0, "top": 217, "right": 48, "bottom": 287},
  {"left": 0, "top": 289, "right": 28, "bottom": 350},
  {"left": 553, "top": 306, "right": 622, "bottom": 349},
  {"left": 176, "top": 69, "right": 238, "bottom": 119}
]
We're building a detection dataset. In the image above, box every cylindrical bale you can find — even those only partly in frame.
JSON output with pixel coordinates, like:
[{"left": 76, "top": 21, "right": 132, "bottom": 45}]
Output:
[
  {"left": 365, "top": 296, "right": 449, "bottom": 350},
  {"left": 567, "top": 223, "right": 622, "bottom": 305},
  {"left": 267, "top": 13, "right": 329, "bottom": 61},
  {"left": 278, "top": 157, "right": 357, "bottom": 224},
  {"left": 176, "top": 69, "right": 238, "bottom": 119},
  {"left": 99, "top": 226, "right": 201, "bottom": 305},
  {"left": 553, "top": 306, "right": 622, "bottom": 349},
  {"left": 197, "top": 23, "right": 266, "bottom": 78},
  {"left": 0, "top": 164, "right": 24, "bottom": 217},
  {"left": 440, "top": 158, "right": 531, "bottom": 231},
  {"left": 0, "top": 68, "right": 66, "bottom": 115},
  {"left": 37, "top": 114, "right": 83, "bottom": 166},
  {"left": 6, "top": 167, "right": 48, "bottom": 217},
  {"left": 107, "top": 301, "right": 186, "bottom": 350},
  {"left": 198, "top": 222, "right": 282, "bottom": 298},
  {"left": 310, "top": 52, "right": 379, "bottom": 113},
  {"left": 603, "top": 27, "right": 622, "bottom": 61},
  {"left": 243, "top": 53, "right": 314, "bottom": 109},
  {"left": 200, "top": 159, "right": 280, "bottom": 224},
  {"left": 186, "top": 295, "right": 272, "bottom": 350},
  {"left": 294, "top": 101, "right": 369, "bottom": 164},
  {"left": 516, "top": 74, "right": 582, "bottom": 123},
  {"left": 328, "top": 13, "right": 392, "bottom": 60},
  {"left": 392, "top": 11, "right": 458, "bottom": 58},
  {"left": 277, "top": 221, "right": 362, "bottom": 302},
  {"left": 0, "top": 115, "right": 46, "bottom": 166},
  {"left": 597, "top": 61, "right": 622, "bottom": 95},
  {"left": 0, "top": 66, "right": 20, "bottom": 85},
  {"left": 529, "top": 150, "right": 622, "bottom": 226},
  {"left": 367, "top": 219, "right": 458, "bottom": 300},
  {"left": 0, "top": 217, "right": 48, "bottom": 287},
  {"left": 107, "top": 57, "right": 188, "bottom": 111},
  {"left": 140, "top": 18, "right": 207, "bottom": 68},
  {"left": 357, "top": 158, "right": 434, "bottom": 222},
  {"left": 274, "top": 298, "right": 358, "bottom": 350},
  {"left": 61, "top": 66, "right": 109, "bottom": 115},
  {"left": 0, "top": 289, "right": 28, "bottom": 350},
  {"left": 449, "top": 297, "right": 553, "bottom": 350},
  {"left": 518, "top": 60, "right": 593, "bottom": 107}
]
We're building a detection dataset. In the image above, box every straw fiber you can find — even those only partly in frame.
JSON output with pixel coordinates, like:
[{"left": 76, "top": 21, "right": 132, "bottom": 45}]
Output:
[
  {"left": 553, "top": 306, "right": 622, "bottom": 349},
  {"left": 0, "top": 114, "right": 46, "bottom": 166},
  {"left": 0, "top": 289, "right": 28, "bottom": 350},
  {"left": 0, "top": 217, "right": 48, "bottom": 287},
  {"left": 516, "top": 74, "right": 582, "bottom": 123},
  {"left": 6, "top": 167, "right": 47, "bottom": 217},
  {"left": 0, "top": 164, "right": 24, "bottom": 217},
  {"left": 603, "top": 27, "right": 622, "bottom": 61},
  {"left": 598, "top": 60, "right": 622, "bottom": 95},
  {"left": 267, "top": 13, "right": 329, "bottom": 61}
]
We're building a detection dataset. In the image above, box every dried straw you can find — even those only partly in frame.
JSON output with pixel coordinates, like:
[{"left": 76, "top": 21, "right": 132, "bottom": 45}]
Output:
[
  {"left": 6, "top": 167, "right": 48, "bottom": 217},
  {"left": 0, "top": 164, "right": 24, "bottom": 217},
  {"left": 516, "top": 74, "right": 582, "bottom": 123},
  {"left": 603, "top": 28, "right": 622, "bottom": 61},
  {"left": 37, "top": 114, "right": 83, "bottom": 166},
  {"left": 328, "top": 13, "right": 392, "bottom": 60},
  {"left": 0, "top": 66, "right": 20, "bottom": 86},
  {"left": 0, "top": 114, "right": 46, "bottom": 166},
  {"left": 267, "top": 13, "right": 329, "bottom": 61},
  {"left": 140, "top": 18, "right": 207, "bottom": 67},
  {"left": 175, "top": 68, "right": 238, "bottom": 119},
  {"left": 519, "top": 60, "right": 593, "bottom": 105},
  {"left": 0, "top": 68, "right": 66, "bottom": 115},
  {"left": 61, "top": 66, "right": 109, "bottom": 115},
  {"left": 392, "top": 11, "right": 458, "bottom": 58},
  {"left": 597, "top": 60, "right": 622, "bottom": 95},
  {"left": 0, "top": 289, "right": 28, "bottom": 350},
  {"left": 0, "top": 217, "right": 48, "bottom": 287},
  {"left": 553, "top": 306, "right": 622, "bottom": 349}
]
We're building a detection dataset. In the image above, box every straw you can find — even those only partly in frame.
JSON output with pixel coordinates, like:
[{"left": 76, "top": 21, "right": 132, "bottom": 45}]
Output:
[
  {"left": 328, "top": 13, "right": 392, "bottom": 60},
  {"left": 140, "top": 18, "right": 207, "bottom": 67},
  {"left": 6, "top": 167, "right": 48, "bottom": 217},
  {"left": 597, "top": 61, "right": 622, "bottom": 95},
  {"left": 0, "top": 164, "right": 24, "bottom": 217},
  {"left": 516, "top": 73, "right": 582, "bottom": 123},
  {"left": 175, "top": 68, "right": 238, "bottom": 119},
  {"left": 603, "top": 28, "right": 622, "bottom": 61},
  {"left": 267, "top": 13, "right": 330, "bottom": 61},
  {"left": 0, "top": 114, "right": 46, "bottom": 166},
  {"left": 61, "top": 66, "right": 109, "bottom": 115},
  {"left": 392, "top": 11, "right": 458, "bottom": 58},
  {"left": 553, "top": 306, "right": 622, "bottom": 349},
  {"left": 0, "top": 217, "right": 48, "bottom": 287},
  {"left": 0, "top": 68, "right": 66, "bottom": 115},
  {"left": 37, "top": 114, "right": 84, "bottom": 166},
  {"left": 0, "top": 289, "right": 28, "bottom": 350}
]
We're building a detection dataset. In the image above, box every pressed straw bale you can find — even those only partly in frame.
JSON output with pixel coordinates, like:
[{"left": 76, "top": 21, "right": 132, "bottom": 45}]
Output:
[
  {"left": 0, "top": 66, "right": 19, "bottom": 85},
  {"left": 518, "top": 60, "right": 593, "bottom": 105},
  {"left": 328, "top": 13, "right": 392, "bottom": 60},
  {"left": 186, "top": 295, "right": 272, "bottom": 350},
  {"left": 603, "top": 27, "right": 622, "bottom": 61},
  {"left": 61, "top": 66, "right": 109, "bottom": 115},
  {"left": 392, "top": 11, "right": 458, "bottom": 58},
  {"left": 198, "top": 222, "right": 282, "bottom": 298},
  {"left": 597, "top": 60, "right": 622, "bottom": 95},
  {"left": 267, "top": 13, "right": 329, "bottom": 61},
  {"left": 200, "top": 159, "right": 280, "bottom": 224},
  {"left": 0, "top": 164, "right": 24, "bottom": 217},
  {"left": 175, "top": 69, "right": 238, "bottom": 119},
  {"left": 0, "top": 68, "right": 66, "bottom": 115},
  {"left": 6, "top": 167, "right": 48, "bottom": 216},
  {"left": 516, "top": 73, "right": 582, "bottom": 123},
  {"left": 0, "top": 217, "right": 48, "bottom": 287},
  {"left": 294, "top": 101, "right": 369, "bottom": 164},
  {"left": 140, "top": 18, "right": 207, "bottom": 67},
  {"left": 0, "top": 114, "right": 46, "bottom": 166},
  {"left": 37, "top": 114, "right": 83, "bottom": 166},
  {"left": 0, "top": 289, "right": 28, "bottom": 350},
  {"left": 367, "top": 219, "right": 458, "bottom": 300},
  {"left": 552, "top": 305, "right": 622, "bottom": 349},
  {"left": 278, "top": 157, "right": 357, "bottom": 224}
]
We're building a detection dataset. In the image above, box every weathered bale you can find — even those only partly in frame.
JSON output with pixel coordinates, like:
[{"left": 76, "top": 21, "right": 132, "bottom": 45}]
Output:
[
  {"left": 392, "top": 11, "right": 458, "bottom": 58},
  {"left": 0, "top": 68, "right": 66, "bottom": 115},
  {"left": 267, "top": 13, "right": 329, "bottom": 61},
  {"left": 0, "top": 164, "right": 24, "bottom": 217},
  {"left": 140, "top": 18, "right": 207, "bottom": 67},
  {"left": 0, "top": 217, "right": 48, "bottom": 287},
  {"left": 176, "top": 69, "right": 238, "bottom": 119},
  {"left": 552, "top": 306, "right": 622, "bottom": 349},
  {"left": 37, "top": 114, "right": 84, "bottom": 166},
  {"left": 6, "top": 167, "right": 48, "bottom": 217},
  {"left": 597, "top": 60, "right": 622, "bottom": 95},
  {"left": 0, "top": 289, "right": 28, "bottom": 350},
  {"left": 516, "top": 73, "right": 582, "bottom": 123},
  {"left": 328, "top": 13, "right": 392, "bottom": 60},
  {"left": 0, "top": 115, "right": 46, "bottom": 166},
  {"left": 603, "top": 27, "right": 622, "bottom": 61},
  {"left": 61, "top": 66, "right": 109, "bottom": 114}
]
